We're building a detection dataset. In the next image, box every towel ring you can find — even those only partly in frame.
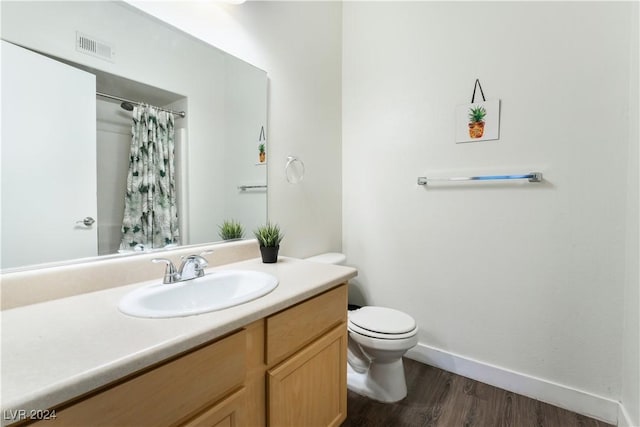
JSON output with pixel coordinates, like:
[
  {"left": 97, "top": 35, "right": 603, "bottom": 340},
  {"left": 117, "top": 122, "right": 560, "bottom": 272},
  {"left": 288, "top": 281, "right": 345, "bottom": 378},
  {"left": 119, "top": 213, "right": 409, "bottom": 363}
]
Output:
[{"left": 285, "top": 156, "right": 305, "bottom": 184}]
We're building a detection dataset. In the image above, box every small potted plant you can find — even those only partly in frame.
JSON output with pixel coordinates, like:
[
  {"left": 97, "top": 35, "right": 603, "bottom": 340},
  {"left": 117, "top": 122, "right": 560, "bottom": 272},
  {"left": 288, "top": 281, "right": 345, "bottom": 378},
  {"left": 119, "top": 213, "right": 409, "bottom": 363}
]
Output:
[
  {"left": 254, "top": 222, "right": 283, "bottom": 263},
  {"left": 218, "top": 219, "right": 244, "bottom": 241},
  {"left": 468, "top": 105, "right": 487, "bottom": 138},
  {"left": 258, "top": 143, "right": 266, "bottom": 163}
]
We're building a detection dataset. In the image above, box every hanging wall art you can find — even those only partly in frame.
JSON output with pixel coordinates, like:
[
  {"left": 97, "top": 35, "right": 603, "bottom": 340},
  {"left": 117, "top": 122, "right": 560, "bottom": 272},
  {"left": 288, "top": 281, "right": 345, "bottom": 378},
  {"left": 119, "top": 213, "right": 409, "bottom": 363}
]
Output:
[
  {"left": 455, "top": 79, "right": 500, "bottom": 143},
  {"left": 257, "top": 125, "right": 266, "bottom": 163}
]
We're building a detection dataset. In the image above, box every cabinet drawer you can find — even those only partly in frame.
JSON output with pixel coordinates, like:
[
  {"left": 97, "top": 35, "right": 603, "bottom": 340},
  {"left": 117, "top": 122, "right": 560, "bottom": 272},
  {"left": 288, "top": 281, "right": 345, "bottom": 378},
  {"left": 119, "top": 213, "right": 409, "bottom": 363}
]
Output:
[
  {"left": 266, "top": 284, "right": 347, "bottom": 365},
  {"left": 35, "top": 330, "right": 246, "bottom": 427}
]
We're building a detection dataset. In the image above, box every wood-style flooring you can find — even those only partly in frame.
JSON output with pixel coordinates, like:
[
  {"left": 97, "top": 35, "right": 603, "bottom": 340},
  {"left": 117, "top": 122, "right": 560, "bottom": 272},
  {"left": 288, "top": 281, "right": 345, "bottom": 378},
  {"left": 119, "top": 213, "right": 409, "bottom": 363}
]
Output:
[{"left": 341, "top": 358, "right": 613, "bottom": 427}]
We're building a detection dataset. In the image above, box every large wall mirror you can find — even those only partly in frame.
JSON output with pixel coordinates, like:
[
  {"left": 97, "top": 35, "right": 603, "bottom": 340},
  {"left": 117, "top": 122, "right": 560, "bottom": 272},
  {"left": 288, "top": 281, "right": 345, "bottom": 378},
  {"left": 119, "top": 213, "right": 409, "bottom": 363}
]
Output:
[{"left": 1, "top": 1, "right": 268, "bottom": 271}]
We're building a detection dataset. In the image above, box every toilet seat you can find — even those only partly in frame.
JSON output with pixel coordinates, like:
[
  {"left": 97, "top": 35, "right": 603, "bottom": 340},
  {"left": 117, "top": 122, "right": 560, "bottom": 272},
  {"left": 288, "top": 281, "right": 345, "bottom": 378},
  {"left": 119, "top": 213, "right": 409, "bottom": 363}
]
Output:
[
  {"left": 348, "top": 322, "right": 418, "bottom": 340},
  {"left": 348, "top": 306, "right": 417, "bottom": 340}
]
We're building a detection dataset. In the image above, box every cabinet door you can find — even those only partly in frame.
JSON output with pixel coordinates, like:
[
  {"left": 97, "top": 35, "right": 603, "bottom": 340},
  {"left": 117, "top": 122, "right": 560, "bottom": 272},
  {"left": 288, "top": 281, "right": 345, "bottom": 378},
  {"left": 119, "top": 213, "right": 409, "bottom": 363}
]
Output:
[
  {"left": 267, "top": 324, "right": 347, "bottom": 427},
  {"left": 181, "top": 388, "right": 246, "bottom": 427}
]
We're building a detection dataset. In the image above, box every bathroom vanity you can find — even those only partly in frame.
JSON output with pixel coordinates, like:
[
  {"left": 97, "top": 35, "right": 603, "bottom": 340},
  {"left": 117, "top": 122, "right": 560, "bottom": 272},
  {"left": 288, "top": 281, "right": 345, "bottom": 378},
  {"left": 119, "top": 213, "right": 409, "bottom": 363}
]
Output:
[{"left": 1, "top": 252, "right": 356, "bottom": 427}]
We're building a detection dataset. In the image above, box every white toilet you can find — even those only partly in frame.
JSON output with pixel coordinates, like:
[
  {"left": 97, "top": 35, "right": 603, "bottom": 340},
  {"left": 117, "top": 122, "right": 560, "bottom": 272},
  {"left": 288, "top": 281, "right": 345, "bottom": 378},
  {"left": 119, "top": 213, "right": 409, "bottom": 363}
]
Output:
[{"left": 305, "top": 253, "right": 418, "bottom": 403}]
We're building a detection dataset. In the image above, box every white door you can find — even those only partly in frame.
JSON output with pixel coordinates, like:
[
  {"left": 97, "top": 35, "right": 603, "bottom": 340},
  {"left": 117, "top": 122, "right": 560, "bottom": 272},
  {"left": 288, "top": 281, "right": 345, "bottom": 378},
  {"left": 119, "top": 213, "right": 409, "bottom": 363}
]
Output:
[{"left": 1, "top": 41, "right": 97, "bottom": 269}]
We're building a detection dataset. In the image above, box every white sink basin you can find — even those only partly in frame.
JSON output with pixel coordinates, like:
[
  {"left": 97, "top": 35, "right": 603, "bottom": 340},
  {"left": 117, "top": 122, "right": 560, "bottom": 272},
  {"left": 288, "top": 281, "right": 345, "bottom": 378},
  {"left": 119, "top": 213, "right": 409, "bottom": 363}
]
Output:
[{"left": 118, "top": 270, "right": 278, "bottom": 318}]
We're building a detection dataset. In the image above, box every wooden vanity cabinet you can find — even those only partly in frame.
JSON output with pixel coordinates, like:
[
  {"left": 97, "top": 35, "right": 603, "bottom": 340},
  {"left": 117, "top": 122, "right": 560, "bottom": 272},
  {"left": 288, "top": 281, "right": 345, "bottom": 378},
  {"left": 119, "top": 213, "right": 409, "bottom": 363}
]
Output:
[{"left": 23, "top": 283, "right": 348, "bottom": 427}]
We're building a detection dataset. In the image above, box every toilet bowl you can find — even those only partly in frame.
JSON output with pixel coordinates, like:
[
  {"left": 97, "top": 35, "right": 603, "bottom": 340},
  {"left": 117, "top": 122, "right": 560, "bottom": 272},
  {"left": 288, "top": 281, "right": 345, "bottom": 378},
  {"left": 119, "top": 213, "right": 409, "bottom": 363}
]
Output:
[{"left": 305, "top": 253, "right": 418, "bottom": 402}]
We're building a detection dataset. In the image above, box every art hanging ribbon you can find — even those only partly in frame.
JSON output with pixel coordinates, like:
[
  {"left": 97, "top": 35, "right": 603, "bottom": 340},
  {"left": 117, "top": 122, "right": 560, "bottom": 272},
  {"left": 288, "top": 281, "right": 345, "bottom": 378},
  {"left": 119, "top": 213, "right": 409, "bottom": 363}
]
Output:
[{"left": 471, "top": 78, "right": 486, "bottom": 103}]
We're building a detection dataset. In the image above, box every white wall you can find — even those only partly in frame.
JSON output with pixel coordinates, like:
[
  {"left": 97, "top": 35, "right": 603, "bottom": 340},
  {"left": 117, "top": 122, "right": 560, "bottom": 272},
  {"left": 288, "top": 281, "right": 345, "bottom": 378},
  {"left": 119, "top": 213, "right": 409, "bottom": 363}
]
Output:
[
  {"left": 128, "top": 1, "right": 343, "bottom": 258},
  {"left": 621, "top": 3, "right": 640, "bottom": 426},
  {"left": 343, "top": 1, "right": 635, "bottom": 423}
]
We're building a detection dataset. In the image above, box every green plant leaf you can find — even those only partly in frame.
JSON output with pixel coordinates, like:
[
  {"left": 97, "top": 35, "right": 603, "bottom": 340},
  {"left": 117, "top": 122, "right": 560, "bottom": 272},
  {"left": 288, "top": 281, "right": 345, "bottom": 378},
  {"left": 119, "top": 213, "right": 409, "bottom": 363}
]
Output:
[
  {"left": 218, "top": 219, "right": 245, "bottom": 240},
  {"left": 253, "top": 222, "right": 284, "bottom": 247},
  {"left": 468, "top": 105, "right": 487, "bottom": 123}
]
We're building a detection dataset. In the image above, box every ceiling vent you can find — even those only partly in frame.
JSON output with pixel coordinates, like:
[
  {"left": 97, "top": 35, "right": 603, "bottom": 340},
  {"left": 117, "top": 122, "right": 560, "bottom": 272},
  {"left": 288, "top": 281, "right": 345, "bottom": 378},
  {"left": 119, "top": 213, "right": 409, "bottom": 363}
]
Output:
[{"left": 76, "top": 32, "right": 114, "bottom": 62}]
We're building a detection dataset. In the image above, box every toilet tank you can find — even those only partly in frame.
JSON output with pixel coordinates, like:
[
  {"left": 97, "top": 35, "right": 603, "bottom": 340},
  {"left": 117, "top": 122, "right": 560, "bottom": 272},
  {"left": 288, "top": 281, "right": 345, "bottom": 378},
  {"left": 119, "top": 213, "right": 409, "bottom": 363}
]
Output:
[{"left": 305, "top": 252, "right": 346, "bottom": 265}]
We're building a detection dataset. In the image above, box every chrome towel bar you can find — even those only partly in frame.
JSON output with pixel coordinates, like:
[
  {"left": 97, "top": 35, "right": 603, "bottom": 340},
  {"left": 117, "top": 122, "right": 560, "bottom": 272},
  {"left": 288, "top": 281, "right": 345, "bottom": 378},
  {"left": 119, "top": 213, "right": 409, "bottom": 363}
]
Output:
[{"left": 417, "top": 172, "right": 542, "bottom": 186}]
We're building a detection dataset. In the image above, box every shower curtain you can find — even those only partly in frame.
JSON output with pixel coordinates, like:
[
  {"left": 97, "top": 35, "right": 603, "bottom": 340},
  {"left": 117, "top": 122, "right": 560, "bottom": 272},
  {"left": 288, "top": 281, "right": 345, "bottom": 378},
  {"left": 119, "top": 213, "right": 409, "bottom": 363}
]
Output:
[{"left": 120, "top": 105, "right": 179, "bottom": 251}]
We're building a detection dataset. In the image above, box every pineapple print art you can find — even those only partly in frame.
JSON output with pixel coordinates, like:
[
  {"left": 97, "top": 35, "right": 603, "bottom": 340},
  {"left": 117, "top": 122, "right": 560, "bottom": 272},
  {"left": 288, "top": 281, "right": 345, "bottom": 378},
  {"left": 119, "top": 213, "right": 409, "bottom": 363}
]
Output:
[{"left": 468, "top": 105, "right": 487, "bottom": 139}]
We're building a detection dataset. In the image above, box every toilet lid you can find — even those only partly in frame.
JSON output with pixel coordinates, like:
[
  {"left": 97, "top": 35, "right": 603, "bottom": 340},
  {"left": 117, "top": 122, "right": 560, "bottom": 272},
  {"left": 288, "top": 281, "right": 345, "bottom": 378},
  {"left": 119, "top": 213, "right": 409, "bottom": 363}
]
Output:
[{"left": 348, "top": 306, "right": 416, "bottom": 335}]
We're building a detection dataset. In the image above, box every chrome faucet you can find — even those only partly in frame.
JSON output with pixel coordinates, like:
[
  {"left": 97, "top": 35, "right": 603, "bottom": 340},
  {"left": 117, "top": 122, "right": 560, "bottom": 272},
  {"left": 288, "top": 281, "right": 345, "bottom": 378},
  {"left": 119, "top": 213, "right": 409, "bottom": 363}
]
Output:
[{"left": 152, "top": 250, "right": 213, "bottom": 284}]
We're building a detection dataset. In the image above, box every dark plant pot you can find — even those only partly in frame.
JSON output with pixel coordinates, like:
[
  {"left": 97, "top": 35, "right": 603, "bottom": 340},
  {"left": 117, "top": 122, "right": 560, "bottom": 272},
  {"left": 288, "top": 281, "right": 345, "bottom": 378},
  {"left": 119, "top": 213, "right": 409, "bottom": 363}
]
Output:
[{"left": 260, "top": 245, "right": 279, "bottom": 263}]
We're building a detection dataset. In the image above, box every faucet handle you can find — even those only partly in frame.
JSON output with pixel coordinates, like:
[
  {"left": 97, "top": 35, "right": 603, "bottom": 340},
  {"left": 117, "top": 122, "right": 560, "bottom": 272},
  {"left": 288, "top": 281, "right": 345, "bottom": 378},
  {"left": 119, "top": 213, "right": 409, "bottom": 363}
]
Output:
[
  {"left": 179, "top": 254, "right": 209, "bottom": 280},
  {"left": 152, "top": 258, "right": 179, "bottom": 284},
  {"left": 191, "top": 255, "right": 209, "bottom": 272},
  {"left": 193, "top": 250, "right": 214, "bottom": 277}
]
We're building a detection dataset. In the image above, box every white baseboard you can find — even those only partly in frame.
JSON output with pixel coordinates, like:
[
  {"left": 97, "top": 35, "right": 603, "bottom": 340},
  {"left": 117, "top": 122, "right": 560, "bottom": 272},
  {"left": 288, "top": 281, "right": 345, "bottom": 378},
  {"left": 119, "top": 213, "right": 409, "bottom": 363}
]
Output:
[
  {"left": 618, "top": 403, "right": 638, "bottom": 427},
  {"left": 405, "top": 343, "right": 620, "bottom": 425}
]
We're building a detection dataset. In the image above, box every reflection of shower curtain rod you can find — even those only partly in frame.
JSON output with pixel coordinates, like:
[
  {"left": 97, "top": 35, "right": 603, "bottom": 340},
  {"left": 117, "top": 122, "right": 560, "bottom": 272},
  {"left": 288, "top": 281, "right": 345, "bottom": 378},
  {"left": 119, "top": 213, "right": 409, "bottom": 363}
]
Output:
[{"left": 96, "top": 91, "right": 186, "bottom": 118}]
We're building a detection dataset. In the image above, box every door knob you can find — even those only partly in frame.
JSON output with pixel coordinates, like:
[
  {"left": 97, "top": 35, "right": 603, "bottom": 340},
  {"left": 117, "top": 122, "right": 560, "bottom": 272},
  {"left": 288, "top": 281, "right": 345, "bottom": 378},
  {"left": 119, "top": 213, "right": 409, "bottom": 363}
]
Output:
[{"left": 76, "top": 217, "right": 95, "bottom": 227}]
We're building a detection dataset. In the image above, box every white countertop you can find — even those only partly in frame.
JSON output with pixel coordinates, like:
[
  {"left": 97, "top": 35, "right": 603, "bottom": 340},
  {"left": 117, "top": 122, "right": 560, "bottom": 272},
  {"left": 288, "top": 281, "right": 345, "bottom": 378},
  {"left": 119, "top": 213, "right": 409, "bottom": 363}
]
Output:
[{"left": 0, "top": 257, "right": 357, "bottom": 424}]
